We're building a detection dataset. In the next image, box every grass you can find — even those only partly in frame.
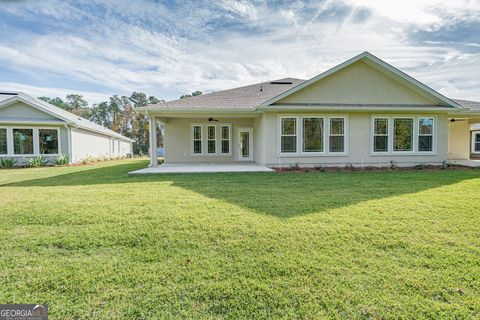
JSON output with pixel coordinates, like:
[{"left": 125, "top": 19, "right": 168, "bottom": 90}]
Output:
[{"left": 0, "top": 159, "right": 479, "bottom": 319}]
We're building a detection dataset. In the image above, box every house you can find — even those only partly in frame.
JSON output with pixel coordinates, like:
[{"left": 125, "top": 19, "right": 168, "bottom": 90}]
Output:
[
  {"left": 138, "top": 52, "right": 480, "bottom": 171},
  {"left": 0, "top": 92, "right": 133, "bottom": 164}
]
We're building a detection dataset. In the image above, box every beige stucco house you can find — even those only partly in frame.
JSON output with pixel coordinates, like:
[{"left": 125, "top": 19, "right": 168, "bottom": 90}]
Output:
[
  {"left": 139, "top": 52, "right": 480, "bottom": 170},
  {"left": 0, "top": 92, "right": 133, "bottom": 164}
]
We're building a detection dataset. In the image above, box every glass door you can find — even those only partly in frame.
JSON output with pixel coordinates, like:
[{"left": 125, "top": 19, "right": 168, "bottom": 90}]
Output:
[{"left": 237, "top": 128, "right": 253, "bottom": 161}]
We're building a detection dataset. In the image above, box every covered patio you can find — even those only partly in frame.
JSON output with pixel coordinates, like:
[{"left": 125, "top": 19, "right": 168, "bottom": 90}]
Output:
[{"left": 129, "top": 162, "right": 274, "bottom": 174}]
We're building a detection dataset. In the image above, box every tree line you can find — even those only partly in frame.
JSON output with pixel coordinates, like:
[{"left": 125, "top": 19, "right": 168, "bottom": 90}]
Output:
[{"left": 38, "top": 91, "right": 202, "bottom": 154}]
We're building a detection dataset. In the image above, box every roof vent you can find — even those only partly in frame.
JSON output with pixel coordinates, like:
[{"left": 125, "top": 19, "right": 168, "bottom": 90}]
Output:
[{"left": 270, "top": 81, "right": 293, "bottom": 85}]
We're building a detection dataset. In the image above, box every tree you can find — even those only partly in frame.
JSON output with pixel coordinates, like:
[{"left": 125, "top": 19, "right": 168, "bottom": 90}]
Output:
[
  {"left": 38, "top": 97, "right": 68, "bottom": 110},
  {"left": 180, "top": 91, "right": 202, "bottom": 99},
  {"left": 66, "top": 94, "right": 90, "bottom": 118}
]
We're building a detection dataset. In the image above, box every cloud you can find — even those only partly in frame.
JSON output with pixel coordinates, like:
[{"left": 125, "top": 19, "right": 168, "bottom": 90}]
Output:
[{"left": 0, "top": 0, "right": 479, "bottom": 102}]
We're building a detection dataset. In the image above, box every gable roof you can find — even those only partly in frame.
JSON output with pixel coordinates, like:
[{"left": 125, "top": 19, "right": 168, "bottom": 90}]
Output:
[
  {"left": 261, "top": 52, "right": 464, "bottom": 109},
  {"left": 0, "top": 92, "right": 134, "bottom": 142}
]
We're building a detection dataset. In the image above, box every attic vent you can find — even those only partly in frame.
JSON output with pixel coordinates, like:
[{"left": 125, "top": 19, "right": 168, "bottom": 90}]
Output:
[{"left": 270, "top": 81, "right": 293, "bottom": 85}]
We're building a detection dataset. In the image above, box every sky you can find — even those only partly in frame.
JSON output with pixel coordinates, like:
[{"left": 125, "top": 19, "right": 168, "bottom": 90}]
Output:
[{"left": 0, "top": 0, "right": 479, "bottom": 105}]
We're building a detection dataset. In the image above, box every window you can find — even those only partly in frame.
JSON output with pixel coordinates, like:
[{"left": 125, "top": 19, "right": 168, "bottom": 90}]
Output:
[
  {"left": 39, "top": 129, "right": 59, "bottom": 154},
  {"left": 474, "top": 133, "right": 480, "bottom": 153},
  {"left": 373, "top": 118, "right": 389, "bottom": 152},
  {"left": 394, "top": 118, "right": 413, "bottom": 152},
  {"left": 221, "top": 125, "right": 230, "bottom": 154},
  {"left": 207, "top": 125, "right": 216, "bottom": 154},
  {"left": 418, "top": 118, "right": 433, "bottom": 152},
  {"left": 13, "top": 128, "right": 34, "bottom": 155},
  {"left": 281, "top": 117, "right": 297, "bottom": 153},
  {"left": 303, "top": 118, "right": 323, "bottom": 152},
  {"left": 193, "top": 125, "right": 202, "bottom": 154},
  {"left": 0, "top": 129, "right": 7, "bottom": 155},
  {"left": 329, "top": 118, "right": 345, "bottom": 153}
]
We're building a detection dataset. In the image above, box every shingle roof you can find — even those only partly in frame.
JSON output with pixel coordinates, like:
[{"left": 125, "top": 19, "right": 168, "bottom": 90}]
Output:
[
  {"left": 452, "top": 99, "right": 480, "bottom": 111},
  {"left": 0, "top": 92, "right": 134, "bottom": 142},
  {"left": 148, "top": 78, "right": 305, "bottom": 109}
]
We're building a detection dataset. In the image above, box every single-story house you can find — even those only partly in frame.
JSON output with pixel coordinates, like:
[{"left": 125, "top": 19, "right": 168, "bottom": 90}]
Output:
[
  {"left": 139, "top": 52, "right": 480, "bottom": 170},
  {"left": 0, "top": 92, "right": 133, "bottom": 164}
]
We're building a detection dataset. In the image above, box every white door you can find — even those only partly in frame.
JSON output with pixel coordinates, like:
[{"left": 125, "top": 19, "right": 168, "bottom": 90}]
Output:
[{"left": 237, "top": 127, "right": 253, "bottom": 161}]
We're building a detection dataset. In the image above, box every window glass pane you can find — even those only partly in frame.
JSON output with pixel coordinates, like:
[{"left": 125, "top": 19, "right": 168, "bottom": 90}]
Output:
[
  {"left": 222, "top": 140, "right": 229, "bottom": 154},
  {"left": 330, "top": 118, "right": 344, "bottom": 134},
  {"left": 208, "top": 140, "right": 216, "bottom": 153},
  {"left": 13, "top": 128, "right": 33, "bottom": 154},
  {"left": 193, "top": 126, "right": 201, "bottom": 140},
  {"left": 39, "top": 129, "right": 59, "bottom": 154},
  {"left": 475, "top": 134, "right": 480, "bottom": 143},
  {"left": 0, "top": 129, "right": 7, "bottom": 154},
  {"left": 281, "top": 118, "right": 296, "bottom": 135},
  {"left": 418, "top": 136, "right": 433, "bottom": 152},
  {"left": 303, "top": 118, "right": 323, "bottom": 152},
  {"left": 419, "top": 118, "right": 433, "bottom": 135},
  {"left": 394, "top": 119, "right": 413, "bottom": 151},
  {"left": 374, "top": 118, "right": 388, "bottom": 135},
  {"left": 221, "top": 126, "right": 229, "bottom": 139},
  {"left": 281, "top": 136, "right": 296, "bottom": 153},
  {"left": 329, "top": 136, "right": 344, "bottom": 152},
  {"left": 374, "top": 136, "right": 388, "bottom": 152},
  {"left": 193, "top": 141, "right": 202, "bottom": 154},
  {"left": 208, "top": 126, "right": 215, "bottom": 140}
]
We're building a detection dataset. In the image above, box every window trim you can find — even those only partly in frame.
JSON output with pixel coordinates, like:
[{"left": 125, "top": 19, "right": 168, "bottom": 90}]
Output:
[
  {"left": 38, "top": 127, "right": 61, "bottom": 155},
  {"left": 472, "top": 131, "right": 480, "bottom": 154},
  {"left": 190, "top": 123, "right": 232, "bottom": 156},
  {"left": 279, "top": 116, "right": 298, "bottom": 154},
  {"left": 328, "top": 117, "right": 347, "bottom": 154},
  {"left": 370, "top": 115, "right": 436, "bottom": 156},
  {"left": 417, "top": 117, "right": 435, "bottom": 153},
  {"left": 191, "top": 124, "right": 203, "bottom": 155},
  {"left": 0, "top": 127, "right": 8, "bottom": 155},
  {"left": 371, "top": 117, "right": 390, "bottom": 154},
  {"left": 277, "top": 115, "right": 348, "bottom": 156},
  {"left": 207, "top": 125, "right": 217, "bottom": 154}
]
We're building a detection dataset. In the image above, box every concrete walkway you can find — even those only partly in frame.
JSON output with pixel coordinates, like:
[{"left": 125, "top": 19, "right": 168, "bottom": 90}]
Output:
[
  {"left": 451, "top": 159, "right": 480, "bottom": 167},
  {"left": 129, "top": 163, "right": 275, "bottom": 174}
]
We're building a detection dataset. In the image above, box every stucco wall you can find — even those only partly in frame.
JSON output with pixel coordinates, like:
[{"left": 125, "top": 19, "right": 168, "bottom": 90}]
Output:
[
  {"left": 260, "top": 112, "right": 449, "bottom": 167},
  {"left": 163, "top": 117, "right": 256, "bottom": 163},
  {"left": 277, "top": 61, "right": 442, "bottom": 105},
  {"left": 447, "top": 121, "right": 470, "bottom": 160}
]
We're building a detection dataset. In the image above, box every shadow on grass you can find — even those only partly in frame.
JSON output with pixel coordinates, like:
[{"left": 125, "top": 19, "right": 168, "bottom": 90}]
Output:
[{"left": 2, "top": 160, "right": 479, "bottom": 217}]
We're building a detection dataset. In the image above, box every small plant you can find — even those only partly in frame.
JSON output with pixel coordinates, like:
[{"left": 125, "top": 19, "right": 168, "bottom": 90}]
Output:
[
  {"left": 390, "top": 160, "right": 397, "bottom": 170},
  {"left": 314, "top": 165, "right": 325, "bottom": 172},
  {"left": 442, "top": 160, "right": 455, "bottom": 169},
  {"left": 138, "top": 150, "right": 144, "bottom": 157},
  {"left": 26, "top": 155, "right": 48, "bottom": 167},
  {"left": 289, "top": 162, "right": 300, "bottom": 171},
  {"left": 53, "top": 154, "right": 70, "bottom": 166},
  {"left": 414, "top": 163, "right": 426, "bottom": 170},
  {"left": 345, "top": 162, "right": 355, "bottom": 171},
  {"left": 0, "top": 158, "right": 17, "bottom": 168}
]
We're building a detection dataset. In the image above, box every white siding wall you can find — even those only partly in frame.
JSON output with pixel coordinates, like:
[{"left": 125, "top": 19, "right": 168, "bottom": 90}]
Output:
[{"left": 71, "top": 128, "right": 131, "bottom": 163}]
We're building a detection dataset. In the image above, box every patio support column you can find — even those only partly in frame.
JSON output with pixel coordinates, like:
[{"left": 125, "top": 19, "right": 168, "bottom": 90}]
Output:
[{"left": 149, "top": 115, "right": 158, "bottom": 167}]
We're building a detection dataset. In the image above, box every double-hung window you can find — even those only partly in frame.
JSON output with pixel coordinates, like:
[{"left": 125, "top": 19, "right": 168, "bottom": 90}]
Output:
[
  {"left": 39, "top": 129, "right": 59, "bottom": 154},
  {"left": 373, "top": 118, "right": 389, "bottom": 152},
  {"left": 221, "top": 125, "right": 230, "bottom": 154},
  {"left": 281, "top": 117, "right": 297, "bottom": 153},
  {"left": 393, "top": 118, "right": 414, "bottom": 152},
  {"left": 0, "top": 128, "right": 7, "bottom": 155},
  {"left": 207, "top": 125, "right": 216, "bottom": 154},
  {"left": 302, "top": 118, "right": 324, "bottom": 153},
  {"left": 418, "top": 118, "right": 434, "bottom": 152},
  {"left": 473, "top": 133, "right": 480, "bottom": 153},
  {"left": 193, "top": 125, "right": 202, "bottom": 154},
  {"left": 329, "top": 118, "right": 345, "bottom": 153}
]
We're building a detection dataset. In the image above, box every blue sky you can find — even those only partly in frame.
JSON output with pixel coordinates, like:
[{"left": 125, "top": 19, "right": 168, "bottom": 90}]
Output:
[{"left": 0, "top": 0, "right": 479, "bottom": 104}]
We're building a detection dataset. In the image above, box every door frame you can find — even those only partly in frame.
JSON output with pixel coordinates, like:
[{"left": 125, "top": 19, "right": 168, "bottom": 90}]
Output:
[{"left": 236, "top": 127, "right": 253, "bottom": 161}]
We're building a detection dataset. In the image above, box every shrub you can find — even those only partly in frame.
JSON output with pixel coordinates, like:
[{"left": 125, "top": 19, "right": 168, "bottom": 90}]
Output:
[
  {"left": 0, "top": 158, "right": 17, "bottom": 168},
  {"left": 390, "top": 160, "right": 398, "bottom": 170},
  {"left": 53, "top": 154, "right": 70, "bottom": 166},
  {"left": 26, "top": 155, "right": 48, "bottom": 167}
]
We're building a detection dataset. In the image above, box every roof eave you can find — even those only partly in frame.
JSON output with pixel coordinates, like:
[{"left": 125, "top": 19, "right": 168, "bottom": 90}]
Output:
[{"left": 257, "top": 105, "right": 456, "bottom": 112}]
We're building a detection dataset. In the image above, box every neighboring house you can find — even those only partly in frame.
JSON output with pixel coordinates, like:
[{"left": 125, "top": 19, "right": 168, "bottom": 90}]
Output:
[
  {"left": 0, "top": 92, "right": 133, "bottom": 164},
  {"left": 139, "top": 51, "right": 480, "bottom": 169}
]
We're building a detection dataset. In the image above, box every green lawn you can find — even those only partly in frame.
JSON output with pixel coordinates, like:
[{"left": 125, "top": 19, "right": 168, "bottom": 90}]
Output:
[{"left": 1, "top": 159, "right": 479, "bottom": 319}]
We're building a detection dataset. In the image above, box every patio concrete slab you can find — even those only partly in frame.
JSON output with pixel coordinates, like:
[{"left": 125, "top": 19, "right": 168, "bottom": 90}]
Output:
[
  {"left": 129, "top": 163, "right": 275, "bottom": 174},
  {"left": 451, "top": 160, "right": 480, "bottom": 167}
]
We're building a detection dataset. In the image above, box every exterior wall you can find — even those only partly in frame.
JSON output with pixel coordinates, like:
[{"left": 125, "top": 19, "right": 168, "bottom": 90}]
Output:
[
  {"left": 163, "top": 117, "right": 255, "bottom": 163},
  {"left": 71, "top": 128, "right": 131, "bottom": 162},
  {"left": 448, "top": 121, "right": 471, "bottom": 160},
  {"left": 277, "top": 61, "right": 442, "bottom": 105},
  {"left": 0, "top": 102, "right": 60, "bottom": 120},
  {"left": 261, "top": 112, "right": 449, "bottom": 167}
]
